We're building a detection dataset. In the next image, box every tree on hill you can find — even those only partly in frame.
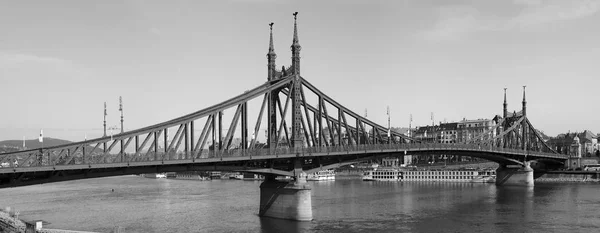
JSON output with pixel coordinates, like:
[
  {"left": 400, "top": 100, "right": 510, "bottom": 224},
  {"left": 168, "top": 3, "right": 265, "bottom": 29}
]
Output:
[{"left": 0, "top": 138, "right": 73, "bottom": 150}]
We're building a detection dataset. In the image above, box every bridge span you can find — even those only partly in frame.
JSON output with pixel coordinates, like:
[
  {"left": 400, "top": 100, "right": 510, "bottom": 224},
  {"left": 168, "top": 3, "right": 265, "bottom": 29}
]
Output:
[
  {"left": 0, "top": 13, "right": 567, "bottom": 221},
  {"left": 0, "top": 143, "right": 564, "bottom": 189}
]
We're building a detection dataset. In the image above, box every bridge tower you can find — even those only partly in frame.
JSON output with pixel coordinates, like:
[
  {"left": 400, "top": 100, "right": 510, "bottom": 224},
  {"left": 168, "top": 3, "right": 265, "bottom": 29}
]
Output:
[
  {"left": 290, "top": 12, "right": 303, "bottom": 150},
  {"left": 502, "top": 88, "right": 508, "bottom": 148},
  {"left": 267, "top": 22, "right": 279, "bottom": 151},
  {"left": 496, "top": 86, "right": 534, "bottom": 186},
  {"left": 522, "top": 86, "right": 527, "bottom": 151},
  {"left": 259, "top": 13, "right": 312, "bottom": 221},
  {"left": 503, "top": 88, "right": 508, "bottom": 119}
]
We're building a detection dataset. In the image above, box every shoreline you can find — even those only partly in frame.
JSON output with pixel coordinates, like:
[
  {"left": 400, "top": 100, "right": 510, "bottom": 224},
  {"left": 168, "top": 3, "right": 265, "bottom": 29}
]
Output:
[{"left": 0, "top": 209, "right": 100, "bottom": 233}]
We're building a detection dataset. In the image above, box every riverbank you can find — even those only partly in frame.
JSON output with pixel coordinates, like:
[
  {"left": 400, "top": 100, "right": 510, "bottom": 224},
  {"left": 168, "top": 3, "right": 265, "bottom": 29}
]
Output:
[
  {"left": 536, "top": 173, "right": 600, "bottom": 183},
  {"left": 0, "top": 208, "right": 100, "bottom": 233},
  {"left": 0, "top": 210, "right": 25, "bottom": 233}
]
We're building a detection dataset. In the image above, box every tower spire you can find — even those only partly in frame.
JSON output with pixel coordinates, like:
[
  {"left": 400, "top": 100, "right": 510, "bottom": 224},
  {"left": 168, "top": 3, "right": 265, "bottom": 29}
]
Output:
[
  {"left": 267, "top": 22, "right": 277, "bottom": 81},
  {"left": 292, "top": 12, "right": 299, "bottom": 46},
  {"left": 503, "top": 88, "right": 507, "bottom": 118},
  {"left": 522, "top": 86, "right": 527, "bottom": 117},
  {"left": 291, "top": 12, "right": 301, "bottom": 75}
]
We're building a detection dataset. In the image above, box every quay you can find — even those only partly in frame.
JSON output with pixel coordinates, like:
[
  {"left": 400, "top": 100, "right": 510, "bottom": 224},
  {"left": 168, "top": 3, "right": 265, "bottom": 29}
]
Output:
[{"left": 0, "top": 208, "right": 102, "bottom": 233}]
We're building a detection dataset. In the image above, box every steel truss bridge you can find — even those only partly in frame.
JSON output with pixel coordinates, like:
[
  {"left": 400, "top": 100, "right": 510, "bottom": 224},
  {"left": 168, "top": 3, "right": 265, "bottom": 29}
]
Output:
[{"left": 0, "top": 17, "right": 566, "bottom": 188}]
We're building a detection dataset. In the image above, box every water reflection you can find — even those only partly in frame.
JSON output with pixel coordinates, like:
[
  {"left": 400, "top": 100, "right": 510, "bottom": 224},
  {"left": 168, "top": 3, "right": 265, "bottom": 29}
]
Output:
[
  {"left": 259, "top": 217, "right": 311, "bottom": 233},
  {"left": 2, "top": 177, "right": 600, "bottom": 232}
]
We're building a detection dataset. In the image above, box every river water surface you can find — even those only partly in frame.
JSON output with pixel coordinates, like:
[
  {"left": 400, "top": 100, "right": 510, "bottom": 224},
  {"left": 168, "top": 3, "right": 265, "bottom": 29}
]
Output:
[{"left": 1, "top": 176, "right": 599, "bottom": 233}]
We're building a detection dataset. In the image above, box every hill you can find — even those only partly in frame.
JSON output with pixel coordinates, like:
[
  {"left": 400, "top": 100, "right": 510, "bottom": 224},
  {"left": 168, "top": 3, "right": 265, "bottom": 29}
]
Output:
[{"left": 0, "top": 138, "right": 79, "bottom": 153}]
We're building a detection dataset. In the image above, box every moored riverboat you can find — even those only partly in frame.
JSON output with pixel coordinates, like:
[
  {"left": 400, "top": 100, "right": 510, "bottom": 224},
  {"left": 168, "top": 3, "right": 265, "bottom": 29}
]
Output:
[
  {"left": 362, "top": 168, "right": 496, "bottom": 183},
  {"left": 307, "top": 169, "right": 335, "bottom": 181},
  {"left": 142, "top": 173, "right": 167, "bottom": 179},
  {"left": 362, "top": 168, "right": 402, "bottom": 181},
  {"left": 402, "top": 169, "right": 496, "bottom": 183}
]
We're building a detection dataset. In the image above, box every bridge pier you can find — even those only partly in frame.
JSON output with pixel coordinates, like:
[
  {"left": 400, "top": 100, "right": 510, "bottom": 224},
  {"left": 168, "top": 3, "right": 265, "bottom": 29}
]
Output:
[
  {"left": 258, "top": 174, "right": 312, "bottom": 221},
  {"left": 495, "top": 161, "right": 534, "bottom": 186}
]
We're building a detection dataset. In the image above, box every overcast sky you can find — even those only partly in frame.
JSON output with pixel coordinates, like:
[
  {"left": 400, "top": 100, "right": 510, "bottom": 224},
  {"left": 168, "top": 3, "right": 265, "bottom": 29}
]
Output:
[{"left": 1, "top": 0, "right": 599, "bottom": 141}]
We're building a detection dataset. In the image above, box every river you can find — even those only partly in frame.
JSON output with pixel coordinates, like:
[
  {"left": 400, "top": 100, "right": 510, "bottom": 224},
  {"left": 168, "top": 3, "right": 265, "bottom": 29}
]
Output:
[{"left": 1, "top": 176, "right": 599, "bottom": 232}]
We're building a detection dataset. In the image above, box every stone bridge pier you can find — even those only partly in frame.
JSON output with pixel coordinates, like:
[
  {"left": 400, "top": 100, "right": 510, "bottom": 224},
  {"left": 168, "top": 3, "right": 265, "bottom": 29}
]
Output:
[
  {"left": 495, "top": 161, "right": 534, "bottom": 186},
  {"left": 258, "top": 159, "right": 312, "bottom": 221}
]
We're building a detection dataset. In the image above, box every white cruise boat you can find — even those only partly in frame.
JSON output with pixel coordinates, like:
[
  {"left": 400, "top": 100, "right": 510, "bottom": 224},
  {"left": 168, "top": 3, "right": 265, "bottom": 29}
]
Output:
[
  {"left": 143, "top": 173, "right": 167, "bottom": 179},
  {"left": 402, "top": 169, "right": 496, "bottom": 183},
  {"left": 307, "top": 169, "right": 336, "bottom": 181},
  {"left": 362, "top": 168, "right": 402, "bottom": 181},
  {"left": 230, "top": 174, "right": 244, "bottom": 180},
  {"left": 362, "top": 168, "right": 496, "bottom": 183}
]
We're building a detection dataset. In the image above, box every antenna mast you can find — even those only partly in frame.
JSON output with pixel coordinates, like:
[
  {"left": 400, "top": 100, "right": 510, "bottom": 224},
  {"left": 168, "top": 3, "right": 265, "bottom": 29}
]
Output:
[
  {"left": 119, "top": 96, "right": 124, "bottom": 133},
  {"left": 103, "top": 102, "right": 107, "bottom": 137}
]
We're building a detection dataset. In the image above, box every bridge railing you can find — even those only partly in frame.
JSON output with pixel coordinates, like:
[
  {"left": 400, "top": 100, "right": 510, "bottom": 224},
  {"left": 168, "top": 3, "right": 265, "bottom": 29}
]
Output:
[{"left": 0, "top": 142, "right": 566, "bottom": 170}]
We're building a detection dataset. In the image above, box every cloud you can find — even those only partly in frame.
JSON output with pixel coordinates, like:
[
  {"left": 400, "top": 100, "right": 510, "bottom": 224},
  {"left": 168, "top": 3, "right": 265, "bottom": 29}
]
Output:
[
  {"left": 0, "top": 53, "right": 73, "bottom": 66},
  {"left": 421, "top": 6, "right": 482, "bottom": 41},
  {"left": 149, "top": 27, "right": 161, "bottom": 35},
  {"left": 422, "top": 0, "right": 600, "bottom": 41},
  {"left": 513, "top": 0, "right": 543, "bottom": 6},
  {"left": 511, "top": 0, "right": 600, "bottom": 27},
  {"left": 0, "top": 52, "right": 86, "bottom": 78}
]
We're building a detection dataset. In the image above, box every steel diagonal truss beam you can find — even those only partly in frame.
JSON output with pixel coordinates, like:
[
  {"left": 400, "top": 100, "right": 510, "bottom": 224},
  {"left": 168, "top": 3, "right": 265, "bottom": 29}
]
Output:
[
  {"left": 134, "top": 133, "right": 152, "bottom": 157},
  {"left": 321, "top": 98, "right": 336, "bottom": 147},
  {"left": 283, "top": 89, "right": 401, "bottom": 146},
  {"left": 340, "top": 112, "right": 356, "bottom": 145},
  {"left": 285, "top": 79, "right": 416, "bottom": 143},
  {"left": 466, "top": 118, "right": 505, "bottom": 144},
  {"left": 167, "top": 124, "right": 184, "bottom": 154},
  {"left": 525, "top": 118, "right": 559, "bottom": 154},
  {"left": 482, "top": 117, "right": 525, "bottom": 145},
  {"left": 276, "top": 84, "right": 293, "bottom": 148},
  {"left": 357, "top": 119, "right": 369, "bottom": 145},
  {"left": 193, "top": 115, "right": 213, "bottom": 158},
  {"left": 276, "top": 96, "right": 291, "bottom": 146},
  {"left": 300, "top": 87, "right": 316, "bottom": 146},
  {"left": 223, "top": 104, "right": 242, "bottom": 151},
  {"left": 249, "top": 94, "right": 268, "bottom": 150},
  {"left": 0, "top": 76, "right": 294, "bottom": 167}
]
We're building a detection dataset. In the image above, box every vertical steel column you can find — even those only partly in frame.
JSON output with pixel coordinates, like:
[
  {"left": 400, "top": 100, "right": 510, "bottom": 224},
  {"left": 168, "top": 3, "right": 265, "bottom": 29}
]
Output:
[
  {"left": 268, "top": 91, "right": 279, "bottom": 151},
  {"left": 211, "top": 113, "right": 216, "bottom": 155},
  {"left": 356, "top": 119, "right": 360, "bottom": 145},
  {"left": 241, "top": 102, "right": 248, "bottom": 151},
  {"left": 372, "top": 125, "right": 376, "bottom": 144},
  {"left": 164, "top": 128, "right": 168, "bottom": 160},
  {"left": 522, "top": 120, "right": 527, "bottom": 151},
  {"left": 291, "top": 77, "right": 303, "bottom": 149},
  {"left": 154, "top": 131, "right": 158, "bottom": 161},
  {"left": 338, "top": 109, "right": 342, "bottom": 146},
  {"left": 135, "top": 135, "right": 139, "bottom": 158},
  {"left": 82, "top": 145, "right": 86, "bottom": 164},
  {"left": 184, "top": 123, "right": 189, "bottom": 159},
  {"left": 190, "top": 121, "right": 194, "bottom": 158},
  {"left": 317, "top": 96, "right": 322, "bottom": 147},
  {"left": 313, "top": 111, "right": 317, "bottom": 146},
  {"left": 120, "top": 139, "right": 124, "bottom": 162},
  {"left": 218, "top": 111, "right": 223, "bottom": 151}
]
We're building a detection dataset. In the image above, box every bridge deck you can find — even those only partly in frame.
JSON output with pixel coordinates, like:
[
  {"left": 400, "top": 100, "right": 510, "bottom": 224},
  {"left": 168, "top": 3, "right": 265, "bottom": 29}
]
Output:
[{"left": 1, "top": 143, "right": 565, "bottom": 175}]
